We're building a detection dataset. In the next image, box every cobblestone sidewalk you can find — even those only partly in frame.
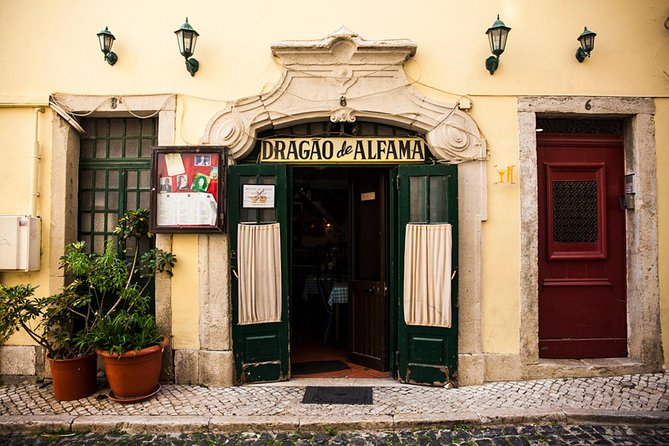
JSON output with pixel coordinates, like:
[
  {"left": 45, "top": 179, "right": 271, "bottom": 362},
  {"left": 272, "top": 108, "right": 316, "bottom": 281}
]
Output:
[{"left": 1, "top": 373, "right": 668, "bottom": 433}]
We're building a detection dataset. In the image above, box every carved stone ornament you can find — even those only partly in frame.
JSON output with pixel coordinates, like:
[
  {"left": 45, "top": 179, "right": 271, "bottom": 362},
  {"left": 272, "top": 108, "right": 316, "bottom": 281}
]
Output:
[
  {"left": 330, "top": 107, "right": 356, "bottom": 123},
  {"left": 202, "top": 26, "right": 486, "bottom": 162}
]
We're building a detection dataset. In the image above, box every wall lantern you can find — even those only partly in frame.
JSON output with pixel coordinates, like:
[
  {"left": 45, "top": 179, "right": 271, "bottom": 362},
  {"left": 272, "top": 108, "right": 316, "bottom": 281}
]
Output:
[
  {"left": 575, "top": 27, "right": 597, "bottom": 63},
  {"left": 96, "top": 27, "right": 118, "bottom": 66},
  {"left": 175, "top": 18, "right": 199, "bottom": 76},
  {"left": 485, "top": 15, "right": 511, "bottom": 75}
]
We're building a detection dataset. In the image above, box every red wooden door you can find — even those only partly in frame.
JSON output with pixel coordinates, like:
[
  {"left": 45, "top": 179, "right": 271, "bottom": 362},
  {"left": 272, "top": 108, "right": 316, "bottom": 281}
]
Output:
[{"left": 537, "top": 134, "right": 626, "bottom": 358}]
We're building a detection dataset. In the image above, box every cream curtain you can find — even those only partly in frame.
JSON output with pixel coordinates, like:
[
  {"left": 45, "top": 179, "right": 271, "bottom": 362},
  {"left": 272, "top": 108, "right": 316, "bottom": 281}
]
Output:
[
  {"left": 403, "top": 223, "right": 452, "bottom": 328},
  {"left": 237, "top": 223, "right": 282, "bottom": 325}
]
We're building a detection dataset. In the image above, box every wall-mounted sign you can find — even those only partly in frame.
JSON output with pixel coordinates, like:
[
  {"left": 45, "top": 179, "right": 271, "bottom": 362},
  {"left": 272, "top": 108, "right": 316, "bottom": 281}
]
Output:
[
  {"left": 360, "top": 192, "right": 376, "bottom": 201},
  {"left": 260, "top": 137, "right": 427, "bottom": 164},
  {"left": 243, "top": 184, "right": 276, "bottom": 208},
  {"left": 151, "top": 147, "right": 226, "bottom": 233}
]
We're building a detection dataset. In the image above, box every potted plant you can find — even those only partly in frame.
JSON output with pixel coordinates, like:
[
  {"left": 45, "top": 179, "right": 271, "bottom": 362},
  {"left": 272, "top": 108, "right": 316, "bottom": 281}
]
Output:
[
  {"left": 0, "top": 209, "right": 175, "bottom": 402},
  {"left": 86, "top": 209, "right": 176, "bottom": 403},
  {"left": 0, "top": 281, "right": 98, "bottom": 401}
]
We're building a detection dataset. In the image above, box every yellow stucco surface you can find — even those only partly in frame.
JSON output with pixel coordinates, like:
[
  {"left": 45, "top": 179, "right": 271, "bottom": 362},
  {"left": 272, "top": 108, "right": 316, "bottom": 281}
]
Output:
[
  {"left": 170, "top": 235, "right": 200, "bottom": 350},
  {"left": 1, "top": 1, "right": 668, "bottom": 99},
  {"left": 0, "top": 109, "right": 42, "bottom": 215},
  {"left": 472, "top": 98, "right": 521, "bottom": 354},
  {"left": 0, "top": 108, "right": 53, "bottom": 345},
  {"left": 0, "top": 0, "right": 668, "bottom": 367}
]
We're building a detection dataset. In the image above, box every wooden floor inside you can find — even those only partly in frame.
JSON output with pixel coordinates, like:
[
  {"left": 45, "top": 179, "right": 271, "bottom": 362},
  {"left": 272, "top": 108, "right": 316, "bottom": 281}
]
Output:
[
  {"left": 290, "top": 279, "right": 390, "bottom": 380},
  {"left": 291, "top": 336, "right": 391, "bottom": 379}
]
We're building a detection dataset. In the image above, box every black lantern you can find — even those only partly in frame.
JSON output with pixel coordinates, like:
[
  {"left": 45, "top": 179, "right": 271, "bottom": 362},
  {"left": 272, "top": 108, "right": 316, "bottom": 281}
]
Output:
[
  {"left": 576, "top": 27, "right": 597, "bottom": 63},
  {"left": 485, "top": 15, "right": 511, "bottom": 75},
  {"left": 96, "top": 27, "right": 118, "bottom": 66},
  {"left": 175, "top": 18, "right": 199, "bottom": 76}
]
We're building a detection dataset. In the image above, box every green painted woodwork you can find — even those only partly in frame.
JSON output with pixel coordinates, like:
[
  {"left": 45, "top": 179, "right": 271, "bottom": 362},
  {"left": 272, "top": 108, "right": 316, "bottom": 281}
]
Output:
[
  {"left": 396, "top": 164, "right": 458, "bottom": 386},
  {"left": 78, "top": 117, "right": 157, "bottom": 311},
  {"left": 389, "top": 169, "right": 398, "bottom": 377},
  {"left": 78, "top": 118, "right": 156, "bottom": 253},
  {"left": 229, "top": 164, "right": 290, "bottom": 384}
]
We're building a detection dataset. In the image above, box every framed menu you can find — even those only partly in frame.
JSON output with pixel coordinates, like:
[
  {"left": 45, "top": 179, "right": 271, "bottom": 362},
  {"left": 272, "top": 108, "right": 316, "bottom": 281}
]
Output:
[{"left": 150, "top": 147, "right": 226, "bottom": 233}]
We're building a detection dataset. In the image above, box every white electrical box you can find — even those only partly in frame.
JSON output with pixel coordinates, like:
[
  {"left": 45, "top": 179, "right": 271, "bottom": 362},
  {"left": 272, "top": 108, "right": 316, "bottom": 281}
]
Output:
[{"left": 0, "top": 216, "right": 41, "bottom": 271}]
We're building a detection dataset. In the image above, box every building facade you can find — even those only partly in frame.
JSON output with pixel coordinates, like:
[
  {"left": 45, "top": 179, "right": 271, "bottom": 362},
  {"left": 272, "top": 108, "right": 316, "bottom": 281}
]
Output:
[{"left": 1, "top": 0, "right": 668, "bottom": 387}]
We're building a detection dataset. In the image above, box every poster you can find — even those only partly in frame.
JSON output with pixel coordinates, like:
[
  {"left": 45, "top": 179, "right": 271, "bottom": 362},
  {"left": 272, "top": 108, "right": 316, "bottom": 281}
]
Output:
[{"left": 164, "top": 153, "right": 186, "bottom": 176}]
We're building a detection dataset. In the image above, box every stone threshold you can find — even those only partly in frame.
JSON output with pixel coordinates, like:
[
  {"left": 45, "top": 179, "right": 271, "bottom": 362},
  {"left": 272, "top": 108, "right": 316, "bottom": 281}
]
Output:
[
  {"left": 523, "top": 358, "right": 652, "bottom": 380},
  {"left": 248, "top": 377, "right": 408, "bottom": 387}
]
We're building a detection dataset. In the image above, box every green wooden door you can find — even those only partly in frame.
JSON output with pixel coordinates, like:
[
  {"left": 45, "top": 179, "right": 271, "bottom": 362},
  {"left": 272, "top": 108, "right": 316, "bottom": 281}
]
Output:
[
  {"left": 229, "top": 164, "right": 290, "bottom": 384},
  {"left": 395, "top": 164, "right": 458, "bottom": 386}
]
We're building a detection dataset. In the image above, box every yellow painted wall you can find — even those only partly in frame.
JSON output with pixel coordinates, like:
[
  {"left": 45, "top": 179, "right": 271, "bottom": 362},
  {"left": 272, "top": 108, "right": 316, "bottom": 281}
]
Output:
[
  {"left": 0, "top": 109, "right": 34, "bottom": 213},
  {"left": 1, "top": 0, "right": 668, "bottom": 361},
  {"left": 0, "top": 107, "right": 53, "bottom": 345},
  {"left": 1, "top": 1, "right": 667, "bottom": 99},
  {"left": 656, "top": 99, "right": 669, "bottom": 365},
  {"left": 470, "top": 98, "right": 521, "bottom": 354},
  {"left": 170, "top": 235, "right": 200, "bottom": 349}
]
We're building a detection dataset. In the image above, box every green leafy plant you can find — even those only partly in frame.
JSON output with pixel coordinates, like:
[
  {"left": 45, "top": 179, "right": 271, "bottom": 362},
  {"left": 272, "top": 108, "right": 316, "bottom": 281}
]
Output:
[
  {"left": 86, "top": 208, "right": 176, "bottom": 356},
  {"left": 0, "top": 280, "right": 96, "bottom": 359},
  {"left": 0, "top": 208, "right": 176, "bottom": 359}
]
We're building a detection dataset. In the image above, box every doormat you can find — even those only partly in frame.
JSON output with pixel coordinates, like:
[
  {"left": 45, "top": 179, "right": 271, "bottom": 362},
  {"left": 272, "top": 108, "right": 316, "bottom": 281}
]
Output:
[
  {"left": 302, "top": 386, "right": 373, "bottom": 405},
  {"left": 292, "top": 360, "right": 350, "bottom": 375}
]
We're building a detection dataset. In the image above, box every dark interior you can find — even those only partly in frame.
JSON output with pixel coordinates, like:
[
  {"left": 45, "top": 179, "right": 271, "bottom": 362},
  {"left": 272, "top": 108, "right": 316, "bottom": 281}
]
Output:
[
  {"left": 289, "top": 166, "right": 392, "bottom": 378},
  {"left": 290, "top": 167, "right": 349, "bottom": 362}
]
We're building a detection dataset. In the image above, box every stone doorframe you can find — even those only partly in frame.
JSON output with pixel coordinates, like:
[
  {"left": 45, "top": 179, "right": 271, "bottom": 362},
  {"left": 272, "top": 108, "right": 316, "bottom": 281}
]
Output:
[
  {"left": 200, "top": 28, "right": 490, "bottom": 385},
  {"left": 518, "top": 96, "right": 664, "bottom": 379}
]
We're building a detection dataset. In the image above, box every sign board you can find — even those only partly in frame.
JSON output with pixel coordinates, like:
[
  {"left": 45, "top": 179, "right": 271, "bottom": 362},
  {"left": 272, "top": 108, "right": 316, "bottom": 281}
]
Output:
[
  {"left": 624, "top": 173, "right": 635, "bottom": 195},
  {"left": 260, "top": 137, "right": 427, "bottom": 164},
  {"left": 243, "top": 184, "right": 276, "bottom": 208}
]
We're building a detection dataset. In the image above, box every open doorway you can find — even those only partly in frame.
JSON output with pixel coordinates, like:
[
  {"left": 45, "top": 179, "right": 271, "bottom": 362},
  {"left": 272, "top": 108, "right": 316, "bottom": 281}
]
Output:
[{"left": 290, "top": 166, "right": 391, "bottom": 378}]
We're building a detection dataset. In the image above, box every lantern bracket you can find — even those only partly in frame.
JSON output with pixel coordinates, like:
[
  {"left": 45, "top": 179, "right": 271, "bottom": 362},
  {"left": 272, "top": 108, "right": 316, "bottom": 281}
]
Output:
[{"left": 485, "top": 55, "right": 499, "bottom": 75}]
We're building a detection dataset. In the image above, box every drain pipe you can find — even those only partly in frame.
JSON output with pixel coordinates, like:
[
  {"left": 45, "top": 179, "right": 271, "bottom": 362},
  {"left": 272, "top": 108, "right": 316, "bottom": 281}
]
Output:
[{"left": 30, "top": 107, "right": 45, "bottom": 217}]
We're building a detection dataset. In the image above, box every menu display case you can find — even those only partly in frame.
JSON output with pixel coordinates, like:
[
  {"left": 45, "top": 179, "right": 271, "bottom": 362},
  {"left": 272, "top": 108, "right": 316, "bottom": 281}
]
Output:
[{"left": 150, "top": 147, "right": 226, "bottom": 233}]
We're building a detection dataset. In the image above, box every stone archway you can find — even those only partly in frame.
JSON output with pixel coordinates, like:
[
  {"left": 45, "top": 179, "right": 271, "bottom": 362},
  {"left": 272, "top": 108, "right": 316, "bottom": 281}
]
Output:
[
  {"left": 199, "top": 28, "right": 490, "bottom": 385},
  {"left": 202, "top": 26, "right": 486, "bottom": 164}
]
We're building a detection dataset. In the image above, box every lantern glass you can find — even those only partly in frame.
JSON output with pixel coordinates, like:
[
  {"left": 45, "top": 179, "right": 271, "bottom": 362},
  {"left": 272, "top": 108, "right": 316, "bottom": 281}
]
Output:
[
  {"left": 179, "top": 31, "right": 197, "bottom": 58},
  {"left": 487, "top": 28, "right": 508, "bottom": 55},
  {"left": 175, "top": 18, "right": 199, "bottom": 59},
  {"left": 486, "top": 16, "right": 511, "bottom": 56},
  {"left": 97, "top": 28, "right": 115, "bottom": 54},
  {"left": 577, "top": 27, "right": 597, "bottom": 54},
  {"left": 579, "top": 33, "right": 594, "bottom": 52}
]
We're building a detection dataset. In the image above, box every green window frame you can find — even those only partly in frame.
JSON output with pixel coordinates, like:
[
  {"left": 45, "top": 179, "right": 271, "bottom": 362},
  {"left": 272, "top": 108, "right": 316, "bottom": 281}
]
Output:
[{"left": 78, "top": 117, "right": 157, "bottom": 254}]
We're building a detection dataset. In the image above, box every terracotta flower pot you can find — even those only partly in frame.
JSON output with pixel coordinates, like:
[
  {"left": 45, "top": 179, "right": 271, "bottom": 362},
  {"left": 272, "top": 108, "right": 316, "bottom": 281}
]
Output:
[
  {"left": 97, "top": 336, "right": 169, "bottom": 402},
  {"left": 48, "top": 353, "right": 97, "bottom": 401}
]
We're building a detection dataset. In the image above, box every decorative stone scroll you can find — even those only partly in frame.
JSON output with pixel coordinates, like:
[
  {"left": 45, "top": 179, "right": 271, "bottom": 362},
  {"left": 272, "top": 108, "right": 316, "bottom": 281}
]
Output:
[{"left": 202, "top": 27, "right": 486, "bottom": 162}]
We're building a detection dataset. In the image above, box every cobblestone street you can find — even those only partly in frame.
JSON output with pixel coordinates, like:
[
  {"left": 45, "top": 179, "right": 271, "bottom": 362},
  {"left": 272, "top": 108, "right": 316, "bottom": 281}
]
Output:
[{"left": 1, "top": 424, "right": 669, "bottom": 445}]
